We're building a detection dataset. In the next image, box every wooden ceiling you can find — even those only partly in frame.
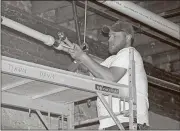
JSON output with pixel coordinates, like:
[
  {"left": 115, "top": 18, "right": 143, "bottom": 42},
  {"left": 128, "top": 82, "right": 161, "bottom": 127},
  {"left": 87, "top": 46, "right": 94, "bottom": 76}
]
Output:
[{"left": 2, "top": 1, "right": 180, "bottom": 75}]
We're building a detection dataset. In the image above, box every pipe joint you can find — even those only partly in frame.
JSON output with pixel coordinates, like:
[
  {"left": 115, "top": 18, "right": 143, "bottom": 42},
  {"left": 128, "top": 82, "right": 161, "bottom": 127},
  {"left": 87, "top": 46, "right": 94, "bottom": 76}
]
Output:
[{"left": 44, "top": 35, "right": 55, "bottom": 46}]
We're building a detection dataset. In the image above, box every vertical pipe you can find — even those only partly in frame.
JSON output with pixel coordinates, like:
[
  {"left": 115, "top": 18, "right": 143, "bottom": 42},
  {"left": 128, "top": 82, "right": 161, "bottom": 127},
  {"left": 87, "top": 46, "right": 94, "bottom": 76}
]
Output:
[
  {"left": 68, "top": 1, "right": 82, "bottom": 72},
  {"left": 72, "top": 1, "right": 82, "bottom": 45}
]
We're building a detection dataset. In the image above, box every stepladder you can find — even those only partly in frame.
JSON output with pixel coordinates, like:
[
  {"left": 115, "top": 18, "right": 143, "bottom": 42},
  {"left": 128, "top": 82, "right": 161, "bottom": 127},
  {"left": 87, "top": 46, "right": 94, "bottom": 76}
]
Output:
[{"left": 67, "top": 48, "right": 137, "bottom": 130}]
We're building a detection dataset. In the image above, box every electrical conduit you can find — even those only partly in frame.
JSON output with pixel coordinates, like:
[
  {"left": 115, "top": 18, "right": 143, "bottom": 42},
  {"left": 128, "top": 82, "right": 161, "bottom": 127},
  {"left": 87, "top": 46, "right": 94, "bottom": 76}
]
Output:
[{"left": 1, "top": 16, "right": 55, "bottom": 46}]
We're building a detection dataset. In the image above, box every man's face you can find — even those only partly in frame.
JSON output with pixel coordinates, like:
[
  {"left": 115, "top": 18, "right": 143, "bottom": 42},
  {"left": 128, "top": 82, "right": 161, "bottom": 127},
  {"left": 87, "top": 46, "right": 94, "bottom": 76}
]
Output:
[{"left": 108, "top": 31, "right": 127, "bottom": 54}]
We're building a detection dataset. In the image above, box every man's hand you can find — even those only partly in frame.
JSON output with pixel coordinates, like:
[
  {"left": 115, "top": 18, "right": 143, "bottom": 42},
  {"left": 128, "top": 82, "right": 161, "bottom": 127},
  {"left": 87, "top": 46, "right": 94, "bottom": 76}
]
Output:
[
  {"left": 57, "top": 39, "right": 85, "bottom": 61},
  {"left": 67, "top": 44, "right": 85, "bottom": 61}
]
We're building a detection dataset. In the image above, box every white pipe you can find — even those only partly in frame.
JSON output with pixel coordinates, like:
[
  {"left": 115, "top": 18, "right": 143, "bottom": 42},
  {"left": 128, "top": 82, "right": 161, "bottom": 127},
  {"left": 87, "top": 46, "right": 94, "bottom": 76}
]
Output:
[
  {"left": 1, "top": 16, "right": 55, "bottom": 46},
  {"left": 98, "top": 1, "right": 180, "bottom": 40}
]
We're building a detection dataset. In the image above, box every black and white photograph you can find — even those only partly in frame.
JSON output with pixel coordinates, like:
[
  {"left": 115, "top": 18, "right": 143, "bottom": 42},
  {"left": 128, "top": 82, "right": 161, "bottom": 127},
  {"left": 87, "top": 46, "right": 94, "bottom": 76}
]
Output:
[{"left": 1, "top": 0, "right": 180, "bottom": 130}]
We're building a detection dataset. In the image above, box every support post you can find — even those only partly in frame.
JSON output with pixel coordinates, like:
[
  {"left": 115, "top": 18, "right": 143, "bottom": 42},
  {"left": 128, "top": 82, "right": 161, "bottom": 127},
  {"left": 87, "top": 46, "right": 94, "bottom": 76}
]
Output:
[
  {"left": 68, "top": 102, "right": 75, "bottom": 129},
  {"left": 36, "top": 110, "right": 49, "bottom": 130},
  {"left": 61, "top": 115, "right": 64, "bottom": 130},
  {"left": 48, "top": 112, "right": 51, "bottom": 129},
  {"left": 97, "top": 93, "right": 124, "bottom": 130},
  {"left": 128, "top": 48, "right": 137, "bottom": 130}
]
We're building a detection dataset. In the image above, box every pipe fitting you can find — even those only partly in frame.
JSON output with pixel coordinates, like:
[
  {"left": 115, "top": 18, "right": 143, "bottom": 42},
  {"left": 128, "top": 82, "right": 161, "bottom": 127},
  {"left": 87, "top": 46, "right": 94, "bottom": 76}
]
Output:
[
  {"left": 53, "top": 41, "right": 65, "bottom": 50},
  {"left": 44, "top": 35, "right": 55, "bottom": 46},
  {"left": 57, "top": 32, "right": 66, "bottom": 41}
]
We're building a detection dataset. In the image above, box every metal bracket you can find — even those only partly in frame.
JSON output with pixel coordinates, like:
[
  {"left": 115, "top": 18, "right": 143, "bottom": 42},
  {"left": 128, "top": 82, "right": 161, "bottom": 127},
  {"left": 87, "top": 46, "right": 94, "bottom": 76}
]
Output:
[
  {"left": 36, "top": 110, "right": 49, "bottom": 130},
  {"left": 97, "top": 93, "right": 125, "bottom": 130}
]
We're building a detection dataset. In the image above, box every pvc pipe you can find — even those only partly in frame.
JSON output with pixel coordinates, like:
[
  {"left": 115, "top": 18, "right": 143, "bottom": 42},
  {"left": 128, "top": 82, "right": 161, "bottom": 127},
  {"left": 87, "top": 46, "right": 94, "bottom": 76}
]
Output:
[
  {"left": 98, "top": 1, "right": 180, "bottom": 40},
  {"left": 1, "top": 16, "right": 55, "bottom": 46}
]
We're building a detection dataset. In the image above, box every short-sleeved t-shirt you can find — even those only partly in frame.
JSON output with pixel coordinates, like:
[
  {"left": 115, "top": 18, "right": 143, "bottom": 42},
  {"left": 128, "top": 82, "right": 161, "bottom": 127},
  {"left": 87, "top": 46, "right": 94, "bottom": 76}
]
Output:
[{"left": 97, "top": 47, "right": 149, "bottom": 129}]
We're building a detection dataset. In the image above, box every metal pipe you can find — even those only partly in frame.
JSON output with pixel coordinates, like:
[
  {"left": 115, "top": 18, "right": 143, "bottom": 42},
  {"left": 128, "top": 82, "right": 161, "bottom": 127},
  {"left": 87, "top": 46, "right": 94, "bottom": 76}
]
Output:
[
  {"left": 136, "top": 42, "right": 175, "bottom": 57},
  {"left": 68, "top": 1, "right": 83, "bottom": 72},
  {"left": 72, "top": 0, "right": 82, "bottom": 45},
  {"left": 157, "top": 61, "right": 180, "bottom": 72},
  {"left": 150, "top": 49, "right": 180, "bottom": 65},
  {"left": 98, "top": 1, "right": 180, "bottom": 40},
  {"left": 1, "top": 16, "right": 55, "bottom": 46}
]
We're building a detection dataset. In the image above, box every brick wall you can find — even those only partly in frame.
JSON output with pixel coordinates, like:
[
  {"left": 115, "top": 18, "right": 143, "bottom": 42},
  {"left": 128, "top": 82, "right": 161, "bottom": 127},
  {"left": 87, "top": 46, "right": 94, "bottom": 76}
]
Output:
[
  {"left": 149, "top": 85, "right": 180, "bottom": 121},
  {"left": 1, "top": 27, "right": 72, "bottom": 70}
]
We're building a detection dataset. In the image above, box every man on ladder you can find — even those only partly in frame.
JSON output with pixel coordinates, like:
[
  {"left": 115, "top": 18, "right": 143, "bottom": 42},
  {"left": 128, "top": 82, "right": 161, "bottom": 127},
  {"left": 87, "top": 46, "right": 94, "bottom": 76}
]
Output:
[
  {"left": 55, "top": 1, "right": 150, "bottom": 128},
  {"left": 58, "top": 20, "right": 149, "bottom": 130}
]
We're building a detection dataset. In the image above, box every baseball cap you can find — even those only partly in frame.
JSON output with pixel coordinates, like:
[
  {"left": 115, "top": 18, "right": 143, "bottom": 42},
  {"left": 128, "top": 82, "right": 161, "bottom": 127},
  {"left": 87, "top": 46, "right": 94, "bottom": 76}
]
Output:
[{"left": 98, "top": 20, "right": 135, "bottom": 42}]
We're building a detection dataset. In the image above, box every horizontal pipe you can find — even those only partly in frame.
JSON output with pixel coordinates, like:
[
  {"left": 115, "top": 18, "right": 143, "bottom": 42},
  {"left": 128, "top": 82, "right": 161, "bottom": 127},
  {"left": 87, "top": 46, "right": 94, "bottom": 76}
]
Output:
[
  {"left": 98, "top": 1, "right": 180, "bottom": 40},
  {"left": 159, "top": 7, "right": 180, "bottom": 18},
  {"left": 136, "top": 42, "right": 175, "bottom": 57},
  {"left": 149, "top": 49, "right": 180, "bottom": 65},
  {"left": 1, "top": 16, "right": 55, "bottom": 46},
  {"left": 157, "top": 61, "right": 180, "bottom": 72}
]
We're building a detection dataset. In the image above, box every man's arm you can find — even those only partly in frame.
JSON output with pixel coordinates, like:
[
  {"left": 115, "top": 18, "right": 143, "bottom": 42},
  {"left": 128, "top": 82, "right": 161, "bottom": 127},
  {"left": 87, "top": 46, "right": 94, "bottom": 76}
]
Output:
[
  {"left": 79, "top": 53, "right": 127, "bottom": 82},
  {"left": 58, "top": 42, "right": 126, "bottom": 82}
]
